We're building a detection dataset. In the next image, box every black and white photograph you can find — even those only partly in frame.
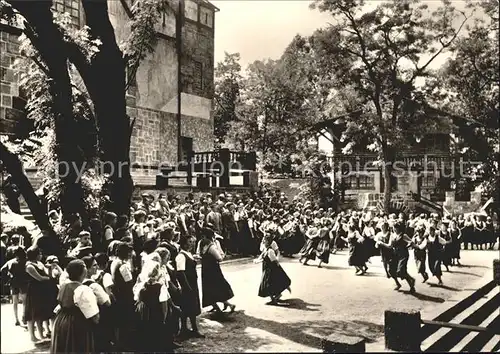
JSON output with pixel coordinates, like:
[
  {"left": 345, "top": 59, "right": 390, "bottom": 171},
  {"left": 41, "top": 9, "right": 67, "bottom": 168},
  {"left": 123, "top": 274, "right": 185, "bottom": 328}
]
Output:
[{"left": 0, "top": 0, "right": 498, "bottom": 352}]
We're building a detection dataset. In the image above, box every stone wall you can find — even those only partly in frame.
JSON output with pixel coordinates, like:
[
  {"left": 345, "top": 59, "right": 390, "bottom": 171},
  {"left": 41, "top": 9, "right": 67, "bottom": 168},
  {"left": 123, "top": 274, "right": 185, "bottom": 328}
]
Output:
[
  {"left": 128, "top": 108, "right": 212, "bottom": 167},
  {"left": 1, "top": 1, "right": 216, "bottom": 173},
  {"left": 181, "top": 5, "right": 215, "bottom": 100},
  {"left": 0, "top": 27, "right": 25, "bottom": 134},
  {"left": 181, "top": 114, "right": 213, "bottom": 153},
  {"left": 107, "top": 0, "right": 216, "bottom": 166},
  {"left": 443, "top": 191, "right": 482, "bottom": 214}
]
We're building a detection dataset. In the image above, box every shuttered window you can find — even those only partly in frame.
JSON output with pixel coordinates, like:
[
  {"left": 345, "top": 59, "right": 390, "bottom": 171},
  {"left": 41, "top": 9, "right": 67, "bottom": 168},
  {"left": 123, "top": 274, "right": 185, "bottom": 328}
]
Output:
[
  {"left": 53, "top": 0, "right": 80, "bottom": 26},
  {"left": 193, "top": 61, "right": 203, "bottom": 90}
]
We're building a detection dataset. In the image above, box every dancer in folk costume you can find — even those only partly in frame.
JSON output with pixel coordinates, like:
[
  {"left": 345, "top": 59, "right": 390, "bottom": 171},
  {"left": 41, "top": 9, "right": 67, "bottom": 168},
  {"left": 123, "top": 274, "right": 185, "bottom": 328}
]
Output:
[
  {"left": 411, "top": 226, "right": 429, "bottom": 283},
  {"left": 290, "top": 212, "right": 307, "bottom": 256},
  {"left": 133, "top": 260, "right": 174, "bottom": 352},
  {"left": 462, "top": 214, "right": 474, "bottom": 250},
  {"left": 377, "top": 222, "right": 416, "bottom": 292},
  {"left": 361, "top": 219, "right": 378, "bottom": 262},
  {"left": 341, "top": 222, "right": 367, "bottom": 275},
  {"left": 110, "top": 243, "right": 135, "bottom": 350},
  {"left": 438, "top": 223, "right": 452, "bottom": 272},
  {"left": 426, "top": 226, "right": 449, "bottom": 285},
  {"left": 197, "top": 228, "right": 236, "bottom": 314},
  {"left": 175, "top": 235, "right": 204, "bottom": 339},
  {"left": 256, "top": 234, "right": 291, "bottom": 305},
  {"left": 315, "top": 218, "right": 332, "bottom": 268},
  {"left": 299, "top": 220, "right": 321, "bottom": 266},
  {"left": 448, "top": 220, "right": 462, "bottom": 266},
  {"left": 50, "top": 260, "right": 99, "bottom": 353},
  {"left": 485, "top": 216, "right": 496, "bottom": 250}
]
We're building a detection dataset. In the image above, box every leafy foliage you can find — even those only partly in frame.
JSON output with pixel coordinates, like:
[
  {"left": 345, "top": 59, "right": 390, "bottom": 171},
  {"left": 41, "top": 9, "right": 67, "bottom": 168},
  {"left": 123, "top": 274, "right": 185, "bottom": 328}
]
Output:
[
  {"left": 0, "top": 0, "right": 166, "bottom": 231},
  {"left": 121, "top": 0, "right": 171, "bottom": 90},
  {"left": 214, "top": 52, "right": 244, "bottom": 147},
  {"left": 222, "top": 37, "right": 323, "bottom": 171},
  {"left": 309, "top": 0, "right": 471, "bottom": 156},
  {"left": 436, "top": 0, "right": 499, "bottom": 204}
]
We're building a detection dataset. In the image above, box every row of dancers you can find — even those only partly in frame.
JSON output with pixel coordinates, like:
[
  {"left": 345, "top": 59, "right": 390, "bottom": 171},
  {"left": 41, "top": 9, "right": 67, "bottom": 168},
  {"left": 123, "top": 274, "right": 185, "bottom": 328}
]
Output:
[{"left": 262, "top": 211, "right": 497, "bottom": 296}]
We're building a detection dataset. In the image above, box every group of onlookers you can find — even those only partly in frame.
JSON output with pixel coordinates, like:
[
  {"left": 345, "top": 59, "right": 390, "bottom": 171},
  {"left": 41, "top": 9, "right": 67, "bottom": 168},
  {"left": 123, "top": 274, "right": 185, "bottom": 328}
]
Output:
[{"left": 0, "top": 184, "right": 498, "bottom": 352}]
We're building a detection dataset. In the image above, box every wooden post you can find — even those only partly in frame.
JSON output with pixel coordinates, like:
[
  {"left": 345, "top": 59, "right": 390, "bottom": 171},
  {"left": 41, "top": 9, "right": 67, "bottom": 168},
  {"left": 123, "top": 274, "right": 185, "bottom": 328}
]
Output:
[
  {"left": 218, "top": 148, "right": 230, "bottom": 188},
  {"left": 187, "top": 150, "right": 194, "bottom": 186},
  {"left": 384, "top": 309, "right": 421, "bottom": 352},
  {"left": 322, "top": 334, "right": 365, "bottom": 353},
  {"left": 494, "top": 259, "right": 500, "bottom": 286},
  {"left": 248, "top": 151, "right": 257, "bottom": 171},
  {"left": 242, "top": 171, "right": 250, "bottom": 187}
]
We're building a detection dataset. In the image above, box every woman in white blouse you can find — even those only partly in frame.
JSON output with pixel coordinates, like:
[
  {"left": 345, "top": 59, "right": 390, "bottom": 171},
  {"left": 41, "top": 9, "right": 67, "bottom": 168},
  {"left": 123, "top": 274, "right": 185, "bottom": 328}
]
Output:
[
  {"left": 256, "top": 235, "right": 291, "bottom": 304},
  {"left": 198, "top": 228, "right": 235, "bottom": 313},
  {"left": 81, "top": 256, "right": 113, "bottom": 352},
  {"left": 134, "top": 260, "right": 177, "bottom": 351},
  {"left": 50, "top": 259, "right": 99, "bottom": 353},
  {"left": 175, "top": 235, "right": 204, "bottom": 339}
]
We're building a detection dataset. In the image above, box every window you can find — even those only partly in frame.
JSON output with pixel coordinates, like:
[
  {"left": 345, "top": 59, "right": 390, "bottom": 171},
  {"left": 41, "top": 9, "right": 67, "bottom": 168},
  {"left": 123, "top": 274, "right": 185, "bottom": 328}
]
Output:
[
  {"left": 125, "top": 64, "right": 137, "bottom": 95},
  {"left": 342, "top": 174, "right": 374, "bottom": 190},
  {"left": 53, "top": 0, "right": 80, "bottom": 26},
  {"left": 358, "top": 175, "right": 374, "bottom": 189},
  {"left": 342, "top": 175, "right": 357, "bottom": 189},
  {"left": 421, "top": 175, "right": 436, "bottom": 188},
  {"left": 185, "top": 0, "right": 198, "bottom": 21},
  {"left": 193, "top": 61, "right": 203, "bottom": 90},
  {"left": 199, "top": 6, "right": 213, "bottom": 28}
]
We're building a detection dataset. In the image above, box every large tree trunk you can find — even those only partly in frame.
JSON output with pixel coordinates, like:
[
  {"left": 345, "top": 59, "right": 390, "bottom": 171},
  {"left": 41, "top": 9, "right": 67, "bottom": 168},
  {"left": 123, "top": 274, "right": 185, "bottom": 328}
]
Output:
[
  {"left": 0, "top": 142, "right": 57, "bottom": 238},
  {"left": 383, "top": 162, "right": 392, "bottom": 213},
  {"left": 10, "top": 1, "right": 88, "bottom": 223},
  {"left": 80, "top": 0, "right": 134, "bottom": 216}
]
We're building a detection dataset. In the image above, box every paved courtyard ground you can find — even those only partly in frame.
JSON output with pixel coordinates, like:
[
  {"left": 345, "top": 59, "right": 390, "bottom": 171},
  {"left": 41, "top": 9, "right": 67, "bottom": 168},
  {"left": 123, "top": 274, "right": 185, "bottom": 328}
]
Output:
[{"left": 1, "top": 249, "right": 497, "bottom": 353}]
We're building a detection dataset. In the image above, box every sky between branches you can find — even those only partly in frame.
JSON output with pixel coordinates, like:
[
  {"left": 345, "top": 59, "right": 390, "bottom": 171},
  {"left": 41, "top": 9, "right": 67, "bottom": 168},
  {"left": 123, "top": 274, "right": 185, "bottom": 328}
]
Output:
[{"left": 212, "top": 0, "right": 469, "bottom": 70}]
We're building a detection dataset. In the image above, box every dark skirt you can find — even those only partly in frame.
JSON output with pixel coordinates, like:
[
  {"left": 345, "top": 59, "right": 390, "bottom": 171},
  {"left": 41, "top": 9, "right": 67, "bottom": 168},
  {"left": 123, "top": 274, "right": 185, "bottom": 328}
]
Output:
[
  {"left": 258, "top": 262, "right": 291, "bottom": 298},
  {"left": 394, "top": 252, "right": 410, "bottom": 279},
  {"left": 134, "top": 301, "right": 169, "bottom": 352},
  {"left": 290, "top": 230, "right": 306, "bottom": 255},
  {"left": 414, "top": 249, "right": 427, "bottom": 275},
  {"left": 50, "top": 307, "right": 95, "bottom": 353},
  {"left": 442, "top": 244, "right": 453, "bottom": 266},
  {"left": 450, "top": 239, "right": 461, "bottom": 259},
  {"left": 348, "top": 243, "right": 365, "bottom": 267},
  {"left": 462, "top": 226, "right": 473, "bottom": 245},
  {"left": 316, "top": 238, "right": 330, "bottom": 263},
  {"left": 180, "top": 283, "right": 201, "bottom": 317},
  {"left": 380, "top": 248, "right": 395, "bottom": 277},
  {"left": 428, "top": 250, "right": 442, "bottom": 277},
  {"left": 24, "top": 279, "right": 49, "bottom": 322},
  {"left": 95, "top": 305, "right": 114, "bottom": 352},
  {"left": 201, "top": 259, "right": 234, "bottom": 307},
  {"left": 362, "top": 237, "right": 378, "bottom": 260},
  {"left": 299, "top": 238, "right": 319, "bottom": 261},
  {"left": 42, "top": 279, "right": 59, "bottom": 320}
]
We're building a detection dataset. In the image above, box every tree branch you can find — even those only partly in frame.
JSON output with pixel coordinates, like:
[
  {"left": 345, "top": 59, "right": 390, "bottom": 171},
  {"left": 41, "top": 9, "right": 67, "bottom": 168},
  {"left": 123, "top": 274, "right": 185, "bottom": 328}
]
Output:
[{"left": 409, "top": 12, "right": 470, "bottom": 83}]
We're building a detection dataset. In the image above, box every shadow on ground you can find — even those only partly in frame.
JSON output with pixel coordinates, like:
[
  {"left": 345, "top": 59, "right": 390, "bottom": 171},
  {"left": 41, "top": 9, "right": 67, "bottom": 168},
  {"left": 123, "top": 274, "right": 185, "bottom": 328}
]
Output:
[
  {"left": 23, "top": 341, "right": 50, "bottom": 353},
  {"left": 178, "top": 310, "right": 383, "bottom": 352},
  {"left": 400, "top": 290, "right": 446, "bottom": 303},
  {"left": 427, "top": 283, "right": 462, "bottom": 292},
  {"left": 446, "top": 270, "right": 482, "bottom": 277},
  {"left": 265, "top": 298, "right": 321, "bottom": 311}
]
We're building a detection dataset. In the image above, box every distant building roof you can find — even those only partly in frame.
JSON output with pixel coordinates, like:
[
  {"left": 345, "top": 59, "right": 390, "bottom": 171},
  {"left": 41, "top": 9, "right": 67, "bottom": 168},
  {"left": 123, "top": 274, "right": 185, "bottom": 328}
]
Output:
[{"left": 198, "top": 0, "right": 220, "bottom": 12}]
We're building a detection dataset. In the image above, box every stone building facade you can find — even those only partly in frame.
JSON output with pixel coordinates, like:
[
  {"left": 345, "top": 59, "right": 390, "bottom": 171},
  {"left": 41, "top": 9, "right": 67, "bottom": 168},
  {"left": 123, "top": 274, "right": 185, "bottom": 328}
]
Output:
[
  {"left": 0, "top": 29, "right": 23, "bottom": 135},
  {"left": 1, "top": 0, "right": 217, "bottom": 171},
  {"left": 317, "top": 124, "right": 483, "bottom": 214}
]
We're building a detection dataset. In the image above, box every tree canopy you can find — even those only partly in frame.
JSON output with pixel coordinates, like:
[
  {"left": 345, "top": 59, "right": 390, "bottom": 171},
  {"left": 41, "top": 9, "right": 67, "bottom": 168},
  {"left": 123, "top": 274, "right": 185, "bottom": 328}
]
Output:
[{"left": 0, "top": 0, "right": 169, "bottom": 245}]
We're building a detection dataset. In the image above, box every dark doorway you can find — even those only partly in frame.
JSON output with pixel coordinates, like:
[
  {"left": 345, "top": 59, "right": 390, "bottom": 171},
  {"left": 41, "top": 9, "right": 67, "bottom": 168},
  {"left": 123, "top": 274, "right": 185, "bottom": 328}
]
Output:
[{"left": 180, "top": 136, "right": 193, "bottom": 161}]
